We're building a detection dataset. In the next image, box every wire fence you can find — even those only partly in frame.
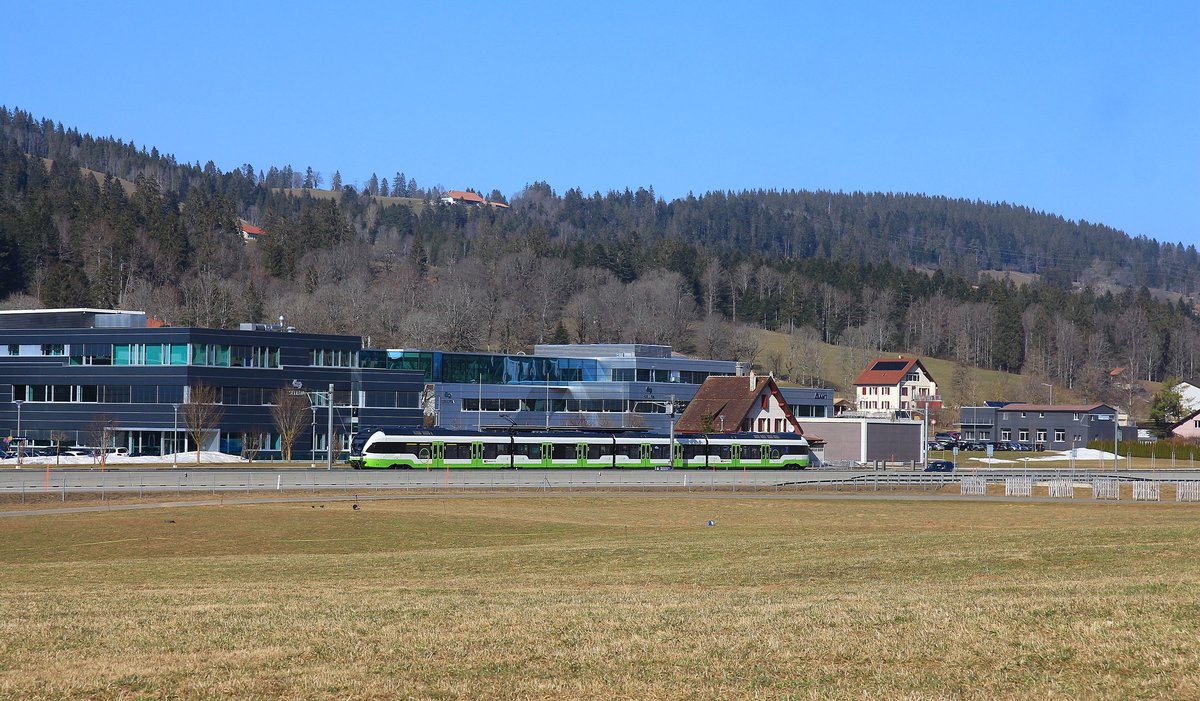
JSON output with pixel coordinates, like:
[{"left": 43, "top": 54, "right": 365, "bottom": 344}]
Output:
[{"left": 2, "top": 468, "right": 1200, "bottom": 505}]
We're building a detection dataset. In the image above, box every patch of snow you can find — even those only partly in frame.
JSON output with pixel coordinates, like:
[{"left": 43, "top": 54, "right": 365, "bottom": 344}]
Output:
[
  {"left": 1024, "top": 448, "right": 1124, "bottom": 462},
  {"left": 0, "top": 451, "right": 246, "bottom": 466}
]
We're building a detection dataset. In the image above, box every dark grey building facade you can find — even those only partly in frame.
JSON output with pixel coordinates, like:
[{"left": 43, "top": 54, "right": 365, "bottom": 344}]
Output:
[
  {"left": 959, "top": 402, "right": 1122, "bottom": 449},
  {"left": 0, "top": 309, "right": 424, "bottom": 458}
]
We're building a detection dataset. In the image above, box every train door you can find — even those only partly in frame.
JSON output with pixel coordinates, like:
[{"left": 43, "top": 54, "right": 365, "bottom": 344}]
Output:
[
  {"left": 639, "top": 443, "right": 653, "bottom": 468},
  {"left": 540, "top": 442, "right": 553, "bottom": 468},
  {"left": 575, "top": 443, "right": 588, "bottom": 467},
  {"left": 731, "top": 444, "right": 742, "bottom": 469},
  {"left": 470, "top": 442, "right": 484, "bottom": 468},
  {"left": 672, "top": 442, "right": 684, "bottom": 468},
  {"left": 759, "top": 444, "right": 771, "bottom": 467},
  {"left": 431, "top": 442, "right": 445, "bottom": 468}
]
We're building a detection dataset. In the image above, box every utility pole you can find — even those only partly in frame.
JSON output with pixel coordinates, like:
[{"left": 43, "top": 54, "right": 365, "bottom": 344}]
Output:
[{"left": 669, "top": 394, "right": 676, "bottom": 468}]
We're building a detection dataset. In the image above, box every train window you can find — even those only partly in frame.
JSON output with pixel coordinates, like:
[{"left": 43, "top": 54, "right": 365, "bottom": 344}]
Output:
[
  {"left": 366, "top": 441, "right": 402, "bottom": 454},
  {"left": 682, "top": 445, "right": 707, "bottom": 460},
  {"left": 552, "top": 444, "right": 575, "bottom": 460},
  {"left": 650, "top": 444, "right": 670, "bottom": 460},
  {"left": 443, "top": 443, "right": 470, "bottom": 460}
]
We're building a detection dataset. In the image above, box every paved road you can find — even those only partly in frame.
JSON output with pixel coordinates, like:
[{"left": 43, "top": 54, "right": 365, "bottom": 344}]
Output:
[{"left": 1, "top": 466, "right": 1197, "bottom": 496}]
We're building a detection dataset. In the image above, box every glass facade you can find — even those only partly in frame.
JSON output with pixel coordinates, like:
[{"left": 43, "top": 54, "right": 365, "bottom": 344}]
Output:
[
  {"left": 359, "top": 350, "right": 719, "bottom": 387},
  {"left": 13, "top": 384, "right": 186, "bottom": 404},
  {"left": 360, "top": 350, "right": 598, "bottom": 384}
]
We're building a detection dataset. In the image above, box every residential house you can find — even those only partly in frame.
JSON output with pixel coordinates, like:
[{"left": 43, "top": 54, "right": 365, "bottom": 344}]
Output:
[
  {"left": 853, "top": 357, "right": 939, "bottom": 416},
  {"left": 675, "top": 374, "right": 804, "bottom": 434},
  {"left": 1169, "top": 409, "right": 1200, "bottom": 441},
  {"left": 1171, "top": 380, "right": 1200, "bottom": 412},
  {"left": 239, "top": 221, "right": 265, "bottom": 242},
  {"left": 441, "top": 190, "right": 487, "bottom": 206}
]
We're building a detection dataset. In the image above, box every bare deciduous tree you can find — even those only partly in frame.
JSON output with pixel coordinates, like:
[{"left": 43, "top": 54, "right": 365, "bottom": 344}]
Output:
[
  {"left": 241, "top": 430, "right": 264, "bottom": 463},
  {"left": 270, "top": 389, "right": 310, "bottom": 462},
  {"left": 182, "top": 384, "right": 224, "bottom": 465},
  {"left": 50, "top": 430, "right": 69, "bottom": 467},
  {"left": 85, "top": 415, "right": 118, "bottom": 469}
]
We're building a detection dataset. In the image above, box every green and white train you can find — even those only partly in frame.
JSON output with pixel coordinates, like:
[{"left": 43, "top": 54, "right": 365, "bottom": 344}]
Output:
[{"left": 348, "top": 428, "right": 811, "bottom": 470}]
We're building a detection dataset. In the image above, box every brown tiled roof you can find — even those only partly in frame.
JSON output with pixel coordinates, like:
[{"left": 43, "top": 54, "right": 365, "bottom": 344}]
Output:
[
  {"left": 675, "top": 376, "right": 803, "bottom": 434},
  {"left": 853, "top": 357, "right": 930, "bottom": 386},
  {"left": 447, "top": 190, "right": 486, "bottom": 204}
]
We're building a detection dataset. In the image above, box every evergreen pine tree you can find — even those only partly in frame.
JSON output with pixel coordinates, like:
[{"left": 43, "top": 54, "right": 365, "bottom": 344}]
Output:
[
  {"left": 551, "top": 321, "right": 570, "bottom": 344},
  {"left": 409, "top": 236, "right": 429, "bottom": 277},
  {"left": 394, "top": 171, "right": 406, "bottom": 196},
  {"left": 331, "top": 171, "right": 342, "bottom": 190}
]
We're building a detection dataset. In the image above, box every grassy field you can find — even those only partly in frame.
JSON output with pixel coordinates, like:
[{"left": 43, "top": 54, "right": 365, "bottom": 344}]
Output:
[{"left": 1, "top": 496, "right": 1198, "bottom": 700}]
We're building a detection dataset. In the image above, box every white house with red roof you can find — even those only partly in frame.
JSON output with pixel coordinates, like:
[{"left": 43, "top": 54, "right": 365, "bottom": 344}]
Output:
[
  {"left": 441, "top": 190, "right": 488, "bottom": 206},
  {"left": 853, "top": 356, "right": 939, "bottom": 416},
  {"left": 239, "top": 221, "right": 266, "bottom": 242}
]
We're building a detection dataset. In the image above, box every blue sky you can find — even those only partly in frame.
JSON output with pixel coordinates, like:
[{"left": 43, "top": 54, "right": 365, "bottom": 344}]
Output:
[{"left": 3, "top": 2, "right": 1197, "bottom": 244}]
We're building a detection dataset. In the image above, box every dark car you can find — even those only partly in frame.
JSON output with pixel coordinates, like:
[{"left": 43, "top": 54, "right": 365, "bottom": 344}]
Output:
[{"left": 924, "top": 460, "right": 955, "bottom": 472}]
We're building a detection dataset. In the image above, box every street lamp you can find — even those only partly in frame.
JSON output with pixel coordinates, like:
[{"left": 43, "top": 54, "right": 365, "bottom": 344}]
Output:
[
  {"left": 171, "top": 403, "right": 179, "bottom": 468},
  {"left": 14, "top": 399, "right": 24, "bottom": 469},
  {"left": 917, "top": 398, "right": 932, "bottom": 466},
  {"left": 1041, "top": 382, "right": 1053, "bottom": 405},
  {"left": 310, "top": 405, "right": 318, "bottom": 462}
]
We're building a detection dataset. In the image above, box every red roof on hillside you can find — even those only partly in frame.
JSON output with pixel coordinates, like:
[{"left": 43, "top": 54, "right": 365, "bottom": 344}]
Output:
[
  {"left": 854, "top": 357, "right": 932, "bottom": 386},
  {"left": 240, "top": 222, "right": 265, "bottom": 235},
  {"left": 447, "top": 190, "right": 486, "bottom": 204}
]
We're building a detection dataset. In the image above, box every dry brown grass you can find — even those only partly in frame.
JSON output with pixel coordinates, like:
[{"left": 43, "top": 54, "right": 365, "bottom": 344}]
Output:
[{"left": 1, "top": 497, "right": 1198, "bottom": 699}]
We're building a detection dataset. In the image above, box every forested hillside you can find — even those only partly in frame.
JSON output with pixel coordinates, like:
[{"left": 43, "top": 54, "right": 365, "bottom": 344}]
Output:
[{"left": 2, "top": 105, "right": 1199, "bottom": 404}]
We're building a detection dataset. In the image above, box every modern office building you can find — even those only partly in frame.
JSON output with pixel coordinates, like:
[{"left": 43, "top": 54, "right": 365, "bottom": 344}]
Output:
[
  {"left": 1, "top": 310, "right": 835, "bottom": 457},
  {"left": 369, "top": 344, "right": 834, "bottom": 433},
  {"left": 958, "top": 402, "right": 1123, "bottom": 449},
  {"left": 0, "top": 309, "right": 424, "bottom": 458}
]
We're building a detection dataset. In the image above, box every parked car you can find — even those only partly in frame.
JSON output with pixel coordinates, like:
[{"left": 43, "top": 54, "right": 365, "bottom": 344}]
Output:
[{"left": 924, "top": 460, "right": 955, "bottom": 472}]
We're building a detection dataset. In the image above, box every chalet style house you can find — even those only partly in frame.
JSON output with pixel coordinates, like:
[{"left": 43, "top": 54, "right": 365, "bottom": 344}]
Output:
[
  {"left": 675, "top": 374, "right": 804, "bottom": 434},
  {"left": 441, "top": 190, "right": 510, "bottom": 209},
  {"left": 239, "top": 221, "right": 265, "bottom": 241},
  {"left": 853, "top": 356, "right": 939, "bottom": 416}
]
